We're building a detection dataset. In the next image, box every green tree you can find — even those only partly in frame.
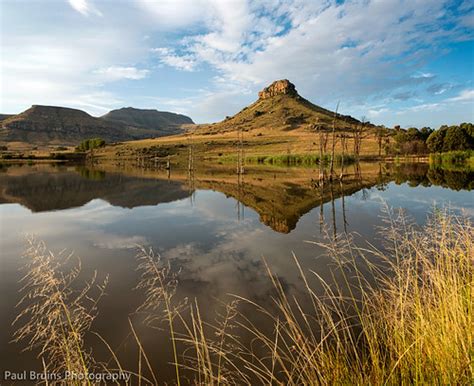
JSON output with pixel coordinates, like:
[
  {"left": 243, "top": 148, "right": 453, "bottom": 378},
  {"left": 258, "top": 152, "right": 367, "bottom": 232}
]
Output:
[
  {"left": 442, "top": 126, "right": 473, "bottom": 151},
  {"left": 426, "top": 128, "right": 447, "bottom": 153},
  {"left": 76, "top": 138, "right": 106, "bottom": 152}
]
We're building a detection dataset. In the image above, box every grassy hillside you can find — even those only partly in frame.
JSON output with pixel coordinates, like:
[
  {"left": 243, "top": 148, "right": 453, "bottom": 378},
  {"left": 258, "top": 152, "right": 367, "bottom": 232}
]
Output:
[
  {"left": 195, "top": 93, "right": 362, "bottom": 134},
  {"left": 94, "top": 80, "right": 384, "bottom": 163}
]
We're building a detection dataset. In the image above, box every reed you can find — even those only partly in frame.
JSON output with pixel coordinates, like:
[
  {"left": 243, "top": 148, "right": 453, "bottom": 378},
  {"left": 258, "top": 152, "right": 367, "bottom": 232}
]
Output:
[
  {"left": 14, "top": 209, "right": 472, "bottom": 384},
  {"left": 12, "top": 237, "right": 108, "bottom": 385},
  {"left": 429, "top": 150, "right": 474, "bottom": 166},
  {"left": 175, "top": 208, "right": 472, "bottom": 384}
]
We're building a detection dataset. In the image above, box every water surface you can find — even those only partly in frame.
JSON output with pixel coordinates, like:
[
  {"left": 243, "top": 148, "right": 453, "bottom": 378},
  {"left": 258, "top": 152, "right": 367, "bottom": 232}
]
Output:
[{"left": 0, "top": 162, "right": 472, "bottom": 381}]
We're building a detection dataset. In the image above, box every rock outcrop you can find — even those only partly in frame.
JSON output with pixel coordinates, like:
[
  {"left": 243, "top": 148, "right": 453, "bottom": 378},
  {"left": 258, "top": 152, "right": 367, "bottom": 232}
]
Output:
[{"left": 258, "top": 79, "right": 298, "bottom": 99}]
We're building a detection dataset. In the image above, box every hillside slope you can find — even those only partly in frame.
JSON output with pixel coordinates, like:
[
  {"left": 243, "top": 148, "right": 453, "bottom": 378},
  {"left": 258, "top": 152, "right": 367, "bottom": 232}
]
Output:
[
  {"left": 0, "top": 105, "right": 194, "bottom": 145},
  {"left": 102, "top": 107, "right": 193, "bottom": 136},
  {"left": 195, "top": 79, "right": 363, "bottom": 134},
  {"left": 0, "top": 105, "right": 138, "bottom": 144}
]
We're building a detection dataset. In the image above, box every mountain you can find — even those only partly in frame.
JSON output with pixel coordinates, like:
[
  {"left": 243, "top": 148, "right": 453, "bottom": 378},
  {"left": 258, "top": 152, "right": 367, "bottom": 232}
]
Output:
[
  {"left": 196, "top": 79, "right": 363, "bottom": 134},
  {"left": 0, "top": 105, "right": 135, "bottom": 144},
  {"left": 102, "top": 107, "right": 193, "bottom": 136},
  {"left": 0, "top": 114, "right": 13, "bottom": 122},
  {"left": 0, "top": 105, "right": 194, "bottom": 145}
]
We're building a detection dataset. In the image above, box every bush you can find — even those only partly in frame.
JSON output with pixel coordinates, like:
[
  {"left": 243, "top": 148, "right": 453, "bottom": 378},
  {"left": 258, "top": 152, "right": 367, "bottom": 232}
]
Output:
[{"left": 76, "top": 138, "right": 106, "bottom": 152}]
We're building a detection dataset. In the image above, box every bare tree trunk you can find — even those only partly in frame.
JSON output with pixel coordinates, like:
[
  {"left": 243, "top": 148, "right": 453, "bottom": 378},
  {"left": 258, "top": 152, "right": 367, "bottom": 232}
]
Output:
[
  {"left": 237, "top": 127, "right": 244, "bottom": 174},
  {"left": 340, "top": 179, "right": 348, "bottom": 234},
  {"left": 330, "top": 182, "right": 336, "bottom": 240},
  {"left": 339, "top": 134, "right": 346, "bottom": 180},
  {"left": 319, "top": 178, "right": 324, "bottom": 234},
  {"left": 329, "top": 102, "right": 339, "bottom": 180}
]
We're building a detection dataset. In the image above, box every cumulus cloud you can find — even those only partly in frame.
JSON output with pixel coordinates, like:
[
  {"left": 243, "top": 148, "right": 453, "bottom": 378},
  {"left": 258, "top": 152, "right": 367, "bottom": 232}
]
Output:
[
  {"left": 1, "top": 0, "right": 472, "bottom": 125},
  {"left": 138, "top": 0, "right": 471, "bottom": 124},
  {"left": 94, "top": 66, "right": 150, "bottom": 81},
  {"left": 151, "top": 48, "right": 197, "bottom": 71}
]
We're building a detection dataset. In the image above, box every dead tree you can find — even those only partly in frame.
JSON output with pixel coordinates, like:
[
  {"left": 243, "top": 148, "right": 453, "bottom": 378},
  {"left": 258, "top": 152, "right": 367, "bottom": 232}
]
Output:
[
  {"left": 353, "top": 116, "right": 369, "bottom": 160},
  {"left": 188, "top": 135, "right": 194, "bottom": 172},
  {"left": 339, "top": 132, "right": 349, "bottom": 180},
  {"left": 237, "top": 126, "right": 244, "bottom": 174},
  {"left": 329, "top": 102, "right": 340, "bottom": 180},
  {"left": 376, "top": 126, "right": 389, "bottom": 158}
]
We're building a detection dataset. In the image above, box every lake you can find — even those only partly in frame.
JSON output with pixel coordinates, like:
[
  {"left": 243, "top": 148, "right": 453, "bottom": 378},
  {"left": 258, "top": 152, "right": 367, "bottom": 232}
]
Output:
[{"left": 0, "top": 161, "right": 472, "bottom": 382}]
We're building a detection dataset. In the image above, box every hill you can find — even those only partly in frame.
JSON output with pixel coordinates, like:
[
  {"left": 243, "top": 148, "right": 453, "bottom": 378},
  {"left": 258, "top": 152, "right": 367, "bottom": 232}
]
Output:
[
  {"left": 195, "top": 79, "right": 363, "bottom": 134},
  {"left": 102, "top": 107, "right": 193, "bottom": 136},
  {"left": 0, "top": 114, "right": 13, "bottom": 122},
  {"left": 93, "top": 79, "right": 382, "bottom": 162},
  {"left": 0, "top": 105, "right": 194, "bottom": 145},
  {"left": 0, "top": 105, "right": 135, "bottom": 144}
]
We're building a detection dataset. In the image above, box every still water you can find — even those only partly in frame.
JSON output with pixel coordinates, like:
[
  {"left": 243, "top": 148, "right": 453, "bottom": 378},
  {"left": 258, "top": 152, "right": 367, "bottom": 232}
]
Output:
[{"left": 0, "top": 162, "right": 472, "bottom": 382}]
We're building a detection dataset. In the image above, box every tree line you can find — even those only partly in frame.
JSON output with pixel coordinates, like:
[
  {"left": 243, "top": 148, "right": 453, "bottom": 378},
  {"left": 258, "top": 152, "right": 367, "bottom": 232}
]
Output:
[{"left": 387, "top": 123, "right": 473, "bottom": 155}]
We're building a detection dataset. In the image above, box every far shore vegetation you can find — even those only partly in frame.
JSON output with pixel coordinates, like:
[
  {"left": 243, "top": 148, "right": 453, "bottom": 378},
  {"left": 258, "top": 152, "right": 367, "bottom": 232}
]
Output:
[
  {"left": 1, "top": 123, "right": 473, "bottom": 173},
  {"left": 13, "top": 209, "right": 473, "bottom": 384}
]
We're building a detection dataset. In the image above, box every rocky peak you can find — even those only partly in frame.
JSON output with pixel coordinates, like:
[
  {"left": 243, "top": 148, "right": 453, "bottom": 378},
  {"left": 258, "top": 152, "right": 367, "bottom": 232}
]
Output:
[{"left": 258, "top": 79, "right": 298, "bottom": 100}]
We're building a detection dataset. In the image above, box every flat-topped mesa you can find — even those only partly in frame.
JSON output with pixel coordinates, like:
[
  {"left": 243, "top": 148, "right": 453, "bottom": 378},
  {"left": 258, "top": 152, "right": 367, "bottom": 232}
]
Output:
[{"left": 258, "top": 79, "right": 298, "bottom": 100}]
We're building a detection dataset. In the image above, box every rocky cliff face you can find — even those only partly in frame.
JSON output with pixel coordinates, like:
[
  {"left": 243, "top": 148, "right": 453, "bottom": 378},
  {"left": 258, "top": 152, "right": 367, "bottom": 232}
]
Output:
[{"left": 258, "top": 79, "right": 298, "bottom": 99}]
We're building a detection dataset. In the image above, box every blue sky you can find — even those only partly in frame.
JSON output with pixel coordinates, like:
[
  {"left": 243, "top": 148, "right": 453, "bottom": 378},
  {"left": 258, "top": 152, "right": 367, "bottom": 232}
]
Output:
[{"left": 1, "top": 0, "right": 473, "bottom": 127}]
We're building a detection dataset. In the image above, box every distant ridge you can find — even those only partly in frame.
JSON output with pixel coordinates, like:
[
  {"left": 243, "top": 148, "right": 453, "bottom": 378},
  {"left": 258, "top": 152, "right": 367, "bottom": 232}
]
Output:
[
  {"left": 0, "top": 114, "right": 13, "bottom": 122},
  {"left": 196, "top": 79, "right": 363, "bottom": 134},
  {"left": 0, "top": 105, "right": 194, "bottom": 145},
  {"left": 102, "top": 107, "right": 193, "bottom": 135}
]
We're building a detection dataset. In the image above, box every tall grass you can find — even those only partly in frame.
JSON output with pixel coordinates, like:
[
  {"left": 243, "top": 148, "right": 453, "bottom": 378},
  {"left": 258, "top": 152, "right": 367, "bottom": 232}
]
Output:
[
  {"left": 12, "top": 237, "right": 108, "bottom": 384},
  {"left": 220, "top": 153, "right": 355, "bottom": 167},
  {"left": 14, "top": 210, "right": 473, "bottom": 384},
  {"left": 429, "top": 150, "right": 474, "bottom": 167}
]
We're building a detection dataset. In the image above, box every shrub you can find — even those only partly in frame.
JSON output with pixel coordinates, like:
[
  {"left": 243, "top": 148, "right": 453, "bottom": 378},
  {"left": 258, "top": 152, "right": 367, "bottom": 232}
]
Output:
[{"left": 76, "top": 138, "right": 106, "bottom": 152}]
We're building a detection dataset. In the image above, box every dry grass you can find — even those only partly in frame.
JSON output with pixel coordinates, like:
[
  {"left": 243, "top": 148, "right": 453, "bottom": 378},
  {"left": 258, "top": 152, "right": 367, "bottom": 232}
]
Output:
[
  {"left": 93, "top": 127, "right": 383, "bottom": 166},
  {"left": 12, "top": 237, "right": 108, "bottom": 384},
  {"left": 13, "top": 210, "right": 473, "bottom": 384}
]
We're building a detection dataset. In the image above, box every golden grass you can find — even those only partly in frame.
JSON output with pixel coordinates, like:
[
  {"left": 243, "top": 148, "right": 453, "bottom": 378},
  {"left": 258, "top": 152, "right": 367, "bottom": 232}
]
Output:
[
  {"left": 93, "top": 128, "right": 384, "bottom": 166},
  {"left": 12, "top": 237, "right": 108, "bottom": 385},
  {"left": 13, "top": 209, "right": 473, "bottom": 384}
]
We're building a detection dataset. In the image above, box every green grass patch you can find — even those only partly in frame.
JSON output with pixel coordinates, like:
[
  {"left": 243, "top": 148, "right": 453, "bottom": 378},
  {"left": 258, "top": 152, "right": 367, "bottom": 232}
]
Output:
[
  {"left": 429, "top": 150, "right": 474, "bottom": 167},
  {"left": 220, "top": 153, "right": 355, "bottom": 167}
]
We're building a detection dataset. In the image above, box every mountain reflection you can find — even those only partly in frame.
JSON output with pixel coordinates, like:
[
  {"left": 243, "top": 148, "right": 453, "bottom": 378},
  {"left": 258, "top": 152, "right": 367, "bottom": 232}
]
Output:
[{"left": 0, "top": 162, "right": 471, "bottom": 233}]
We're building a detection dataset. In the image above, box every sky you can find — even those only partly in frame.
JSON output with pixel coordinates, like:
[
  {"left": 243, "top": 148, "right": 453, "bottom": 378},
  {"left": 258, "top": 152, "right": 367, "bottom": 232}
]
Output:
[{"left": 0, "top": 0, "right": 473, "bottom": 128}]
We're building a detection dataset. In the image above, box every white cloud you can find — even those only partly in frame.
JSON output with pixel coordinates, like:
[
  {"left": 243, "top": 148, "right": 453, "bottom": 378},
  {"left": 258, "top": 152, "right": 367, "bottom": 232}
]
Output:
[
  {"left": 135, "top": 0, "right": 207, "bottom": 29},
  {"left": 151, "top": 48, "right": 197, "bottom": 71},
  {"left": 94, "top": 66, "right": 150, "bottom": 81},
  {"left": 68, "top": 0, "right": 102, "bottom": 16},
  {"left": 446, "top": 89, "right": 474, "bottom": 102},
  {"left": 152, "top": 0, "right": 471, "bottom": 118},
  {"left": 406, "top": 103, "right": 442, "bottom": 113},
  {"left": 94, "top": 234, "right": 148, "bottom": 249},
  {"left": 368, "top": 107, "right": 389, "bottom": 118},
  {"left": 0, "top": 3, "right": 149, "bottom": 115},
  {"left": 1, "top": 0, "right": 472, "bottom": 126}
]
